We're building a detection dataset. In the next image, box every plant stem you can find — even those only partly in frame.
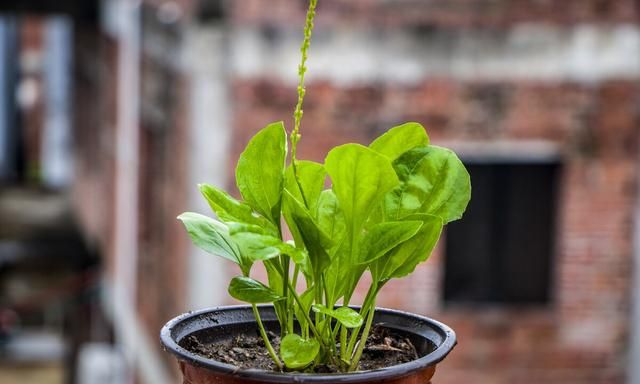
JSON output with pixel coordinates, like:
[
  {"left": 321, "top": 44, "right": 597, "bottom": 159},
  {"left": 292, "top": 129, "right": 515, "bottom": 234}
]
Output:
[
  {"left": 283, "top": 256, "right": 295, "bottom": 335},
  {"left": 348, "top": 294, "right": 377, "bottom": 372},
  {"left": 252, "top": 304, "right": 283, "bottom": 370},
  {"left": 288, "top": 264, "right": 301, "bottom": 336},
  {"left": 315, "top": 275, "right": 323, "bottom": 336},
  {"left": 345, "top": 282, "right": 378, "bottom": 357},
  {"left": 286, "top": 280, "right": 340, "bottom": 367},
  {"left": 347, "top": 293, "right": 370, "bottom": 356},
  {"left": 290, "top": 0, "right": 318, "bottom": 208},
  {"left": 340, "top": 325, "right": 348, "bottom": 361},
  {"left": 287, "top": 281, "right": 321, "bottom": 339},
  {"left": 346, "top": 281, "right": 381, "bottom": 372}
]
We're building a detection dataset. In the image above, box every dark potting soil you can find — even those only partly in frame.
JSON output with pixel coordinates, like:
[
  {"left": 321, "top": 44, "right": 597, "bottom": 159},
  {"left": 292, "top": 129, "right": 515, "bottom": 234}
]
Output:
[{"left": 180, "top": 324, "right": 420, "bottom": 373}]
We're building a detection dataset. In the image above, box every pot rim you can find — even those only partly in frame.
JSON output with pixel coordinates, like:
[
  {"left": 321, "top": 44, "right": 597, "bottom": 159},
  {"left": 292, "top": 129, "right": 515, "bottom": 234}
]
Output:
[{"left": 160, "top": 305, "right": 456, "bottom": 383}]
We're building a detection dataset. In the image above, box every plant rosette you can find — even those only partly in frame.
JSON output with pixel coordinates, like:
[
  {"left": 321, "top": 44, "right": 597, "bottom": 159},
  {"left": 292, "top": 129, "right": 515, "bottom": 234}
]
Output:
[{"left": 161, "top": 0, "right": 471, "bottom": 382}]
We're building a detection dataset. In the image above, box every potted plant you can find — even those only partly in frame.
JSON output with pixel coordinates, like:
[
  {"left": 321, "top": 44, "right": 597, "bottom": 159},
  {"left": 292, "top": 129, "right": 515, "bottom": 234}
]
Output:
[{"left": 161, "top": 1, "right": 471, "bottom": 383}]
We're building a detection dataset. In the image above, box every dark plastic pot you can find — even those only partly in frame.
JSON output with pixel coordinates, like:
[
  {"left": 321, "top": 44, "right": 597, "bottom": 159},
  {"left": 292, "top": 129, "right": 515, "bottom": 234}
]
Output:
[{"left": 161, "top": 305, "right": 456, "bottom": 384}]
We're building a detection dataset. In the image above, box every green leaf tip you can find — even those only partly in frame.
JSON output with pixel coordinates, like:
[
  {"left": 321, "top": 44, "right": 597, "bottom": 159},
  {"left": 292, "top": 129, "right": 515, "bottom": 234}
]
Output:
[
  {"left": 370, "top": 122, "right": 429, "bottom": 160},
  {"left": 236, "top": 121, "right": 287, "bottom": 226},
  {"left": 176, "top": 212, "right": 242, "bottom": 266}
]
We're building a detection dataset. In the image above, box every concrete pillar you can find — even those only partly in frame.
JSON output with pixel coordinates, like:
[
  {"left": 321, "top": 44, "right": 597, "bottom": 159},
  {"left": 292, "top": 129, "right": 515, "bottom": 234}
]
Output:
[{"left": 42, "top": 16, "right": 73, "bottom": 188}]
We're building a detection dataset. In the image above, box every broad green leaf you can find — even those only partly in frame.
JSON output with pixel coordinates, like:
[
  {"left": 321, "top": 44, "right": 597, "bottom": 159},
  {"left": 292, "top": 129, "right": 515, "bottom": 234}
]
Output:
[
  {"left": 324, "top": 144, "right": 398, "bottom": 301},
  {"left": 198, "top": 183, "right": 277, "bottom": 235},
  {"left": 285, "top": 161, "right": 326, "bottom": 212},
  {"left": 314, "top": 191, "right": 346, "bottom": 301},
  {"left": 369, "top": 122, "right": 429, "bottom": 160},
  {"left": 280, "top": 334, "right": 320, "bottom": 369},
  {"left": 311, "top": 305, "right": 363, "bottom": 328},
  {"left": 228, "top": 276, "right": 283, "bottom": 303},
  {"left": 229, "top": 223, "right": 307, "bottom": 264},
  {"left": 357, "top": 221, "right": 423, "bottom": 264},
  {"left": 315, "top": 190, "right": 346, "bottom": 255},
  {"left": 371, "top": 214, "right": 443, "bottom": 282},
  {"left": 283, "top": 190, "right": 332, "bottom": 277},
  {"left": 385, "top": 145, "right": 470, "bottom": 223},
  {"left": 325, "top": 144, "right": 399, "bottom": 234},
  {"left": 177, "top": 212, "right": 241, "bottom": 265},
  {"left": 236, "top": 121, "right": 287, "bottom": 226}
]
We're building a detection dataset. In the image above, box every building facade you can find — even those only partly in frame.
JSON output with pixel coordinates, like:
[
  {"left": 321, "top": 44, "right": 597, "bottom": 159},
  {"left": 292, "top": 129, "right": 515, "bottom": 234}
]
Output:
[{"left": 68, "top": 1, "right": 640, "bottom": 383}]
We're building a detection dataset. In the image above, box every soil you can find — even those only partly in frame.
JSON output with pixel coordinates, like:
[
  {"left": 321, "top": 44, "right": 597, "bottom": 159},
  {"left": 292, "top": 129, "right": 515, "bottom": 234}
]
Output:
[{"left": 181, "top": 324, "right": 420, "bottom": 373}]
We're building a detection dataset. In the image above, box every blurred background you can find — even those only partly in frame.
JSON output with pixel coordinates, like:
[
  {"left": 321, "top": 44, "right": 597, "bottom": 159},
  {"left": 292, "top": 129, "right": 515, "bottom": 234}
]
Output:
[{"left": 0, "top": 0, "right": 639, "bottom": 383}]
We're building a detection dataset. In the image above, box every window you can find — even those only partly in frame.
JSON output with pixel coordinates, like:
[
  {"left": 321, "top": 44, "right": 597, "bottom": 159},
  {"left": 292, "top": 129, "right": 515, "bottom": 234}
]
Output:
[{"left": 443, "top": 162, "right": 560, "bottom": 305}]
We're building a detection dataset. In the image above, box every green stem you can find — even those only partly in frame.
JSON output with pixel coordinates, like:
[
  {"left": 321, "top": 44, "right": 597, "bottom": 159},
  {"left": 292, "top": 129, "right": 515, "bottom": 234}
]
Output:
[
  {"left": 347, "top": 281, "right": 381, "bottom": 372},
  {"left": 287, "top": 280, "right": 340, "bottom": 367},
  {"left": 287, "top": 281, "right": 321, "bottom": 339},
  {"left": 292, "top": 265, "right": 308, "bottom": 338},
  {"left": 345, "top": 283, "right": 378, "bottom": 357},
  {"left": 290, "top": 0, "right": 317, "bottom": 208},
  {"left": 280, "top": 256, "right": 291, "bottom": 335},
  {"left": 315, "top": 275, "right": 323, "bottom": 336},
  {"left": 340, "top": 325, "right": 348, "bottom": 361},
  {"left": 348, "top": 294, "right": 377, "bottom": 372},
  {"left": 285, "top": 257, "right": 296, "bottom": 335},
  {"left": 252, "top": 304, "right": 283, "bottom": 370}
]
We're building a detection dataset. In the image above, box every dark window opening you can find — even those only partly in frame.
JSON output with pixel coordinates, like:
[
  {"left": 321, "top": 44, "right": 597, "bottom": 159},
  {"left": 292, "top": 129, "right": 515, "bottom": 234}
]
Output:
[{"left": 443, "top": 162, "right": 560, "bottom": 305}]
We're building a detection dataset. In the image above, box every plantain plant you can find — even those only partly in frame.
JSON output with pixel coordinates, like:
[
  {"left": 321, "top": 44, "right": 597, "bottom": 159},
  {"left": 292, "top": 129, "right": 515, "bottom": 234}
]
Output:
[{"left": 178, "top": 0, "right": 470, "bottom": 372}]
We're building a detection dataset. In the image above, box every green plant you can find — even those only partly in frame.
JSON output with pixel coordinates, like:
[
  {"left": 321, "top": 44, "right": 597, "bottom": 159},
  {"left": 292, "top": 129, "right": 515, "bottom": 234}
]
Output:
[{"left": 178, "top": 0, "right": 470, "bottom": 373}]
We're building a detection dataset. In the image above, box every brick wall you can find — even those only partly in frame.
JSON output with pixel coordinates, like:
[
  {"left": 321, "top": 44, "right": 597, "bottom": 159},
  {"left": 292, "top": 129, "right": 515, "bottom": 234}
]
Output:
[
  {"left": 225, "top": 1, "right": 640, "bottom": 382},
  {"left": 229, "top": 71, "right": 639, "bottom": 384},
  {"left": 67, "top": 1, "right": 639, "bottom": 382}
]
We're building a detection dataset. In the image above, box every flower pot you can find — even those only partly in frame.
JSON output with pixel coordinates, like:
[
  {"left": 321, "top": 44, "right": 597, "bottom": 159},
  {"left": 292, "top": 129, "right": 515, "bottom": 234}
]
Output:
[{"left": 161, "top": 305, "right": 456, "bottom": 384}]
